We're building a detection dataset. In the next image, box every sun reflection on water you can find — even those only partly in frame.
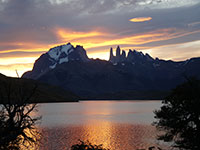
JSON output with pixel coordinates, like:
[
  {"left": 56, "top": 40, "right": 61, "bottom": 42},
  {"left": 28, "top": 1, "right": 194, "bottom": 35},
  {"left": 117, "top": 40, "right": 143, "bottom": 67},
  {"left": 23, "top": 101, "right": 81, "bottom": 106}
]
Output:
[
  {"left": 81, "top": 121, "right": 112, "bottom": 149},
  {"left": 37, "top": 122, "right": 159, "bottom": 150},
  {"left": 27, "top": 101, "right": 163, "bottom": 150}
]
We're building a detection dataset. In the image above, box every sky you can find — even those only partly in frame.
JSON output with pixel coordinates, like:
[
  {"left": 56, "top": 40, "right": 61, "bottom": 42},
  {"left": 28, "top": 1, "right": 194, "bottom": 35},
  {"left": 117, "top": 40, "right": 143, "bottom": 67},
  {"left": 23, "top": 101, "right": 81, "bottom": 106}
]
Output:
[{"left": 0, "top": 0, "right": 200, "bottom": 77}]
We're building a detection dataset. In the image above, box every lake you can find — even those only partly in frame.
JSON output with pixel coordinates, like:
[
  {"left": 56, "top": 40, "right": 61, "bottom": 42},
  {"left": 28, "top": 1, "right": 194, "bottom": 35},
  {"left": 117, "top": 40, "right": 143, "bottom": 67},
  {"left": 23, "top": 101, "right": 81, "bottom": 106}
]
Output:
[{"left": 35, "top": 100, "right": 163, "bottom": 150}]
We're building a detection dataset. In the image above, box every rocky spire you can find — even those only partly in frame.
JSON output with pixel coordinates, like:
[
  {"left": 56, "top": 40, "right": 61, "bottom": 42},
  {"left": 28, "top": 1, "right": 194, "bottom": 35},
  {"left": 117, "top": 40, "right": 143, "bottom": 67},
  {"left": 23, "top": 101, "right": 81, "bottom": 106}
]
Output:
[
  {"left": 108, "top": 46, "right": 155, "bottom": 64},
  {"left": 127, "top": 49, "right": 133, "bottom": 61},
  {"left": 115, "top": 46, "right": 121, "bottom": 62},
  {"left": 116, "top": 46, "right": 121, "bottom": 57},
  {"left": 121, "top": 50, "right": 126, "bottom": 62},
  {"left": 109, "top": 47, "right": 115, "bottom": 63}
]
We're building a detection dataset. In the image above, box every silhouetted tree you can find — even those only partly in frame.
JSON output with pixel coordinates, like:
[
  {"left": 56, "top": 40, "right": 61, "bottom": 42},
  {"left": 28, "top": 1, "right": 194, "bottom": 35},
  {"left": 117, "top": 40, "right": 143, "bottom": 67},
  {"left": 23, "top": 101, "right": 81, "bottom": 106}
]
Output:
[
  {"left": 154, "top": 78, "right": 200, "bottom": 150},
  {"left": 0, "top": 77, "right": 41, "bottom": 150},
  {"left": 71, "top": 140, "right": 109, "bottom": 150}
]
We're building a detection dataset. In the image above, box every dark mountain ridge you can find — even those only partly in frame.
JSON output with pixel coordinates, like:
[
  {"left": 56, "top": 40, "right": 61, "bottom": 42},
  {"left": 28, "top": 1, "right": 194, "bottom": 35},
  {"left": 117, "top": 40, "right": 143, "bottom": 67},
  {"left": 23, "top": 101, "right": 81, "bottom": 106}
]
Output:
[
  {"left": 22, "top": 43, "right": 200, "bottom": 99},
  {"left": 0, "top": 73, "right": 79, "bottom": 103}
]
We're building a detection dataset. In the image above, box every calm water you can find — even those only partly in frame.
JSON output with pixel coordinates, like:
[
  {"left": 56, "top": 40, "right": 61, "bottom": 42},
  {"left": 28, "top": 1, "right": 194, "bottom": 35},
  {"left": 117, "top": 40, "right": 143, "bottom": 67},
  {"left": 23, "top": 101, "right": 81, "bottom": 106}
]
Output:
[{"left": 36, "top": 100, "right": 163, "bottom": 150}]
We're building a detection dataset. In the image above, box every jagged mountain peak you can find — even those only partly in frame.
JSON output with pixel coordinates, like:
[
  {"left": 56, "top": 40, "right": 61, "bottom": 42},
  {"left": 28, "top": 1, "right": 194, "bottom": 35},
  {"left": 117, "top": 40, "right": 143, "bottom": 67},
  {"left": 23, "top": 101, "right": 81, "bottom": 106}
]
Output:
[
  {"left": 48, "top": 42, "right": 74, "bottom": 61},
  {"left": 121, "top": 50, "right": 126, "bottom": 57},
  {"left": 116, "top": 46, "right": 121, "bottom": 57},
  {"left": 109, "top": 46, "right": 154, "bottom": 63},
  {"left": 109, "top": 47, "right": 114, "bottom": 63},
  {"left": 22, "top": 43, "right": 89, "bottom": 79},
  {"left": 145, "top": 53, "right": 154, "bottom": 61},
  {"left": 47, "top": 43, "right": 89, "bottom": 69}
]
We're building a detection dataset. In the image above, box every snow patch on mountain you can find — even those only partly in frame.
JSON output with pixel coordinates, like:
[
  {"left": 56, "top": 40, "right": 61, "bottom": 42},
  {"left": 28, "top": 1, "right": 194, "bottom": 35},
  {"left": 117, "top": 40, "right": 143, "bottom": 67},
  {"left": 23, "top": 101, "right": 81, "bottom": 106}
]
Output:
[
  {"left": 46, "top": 43, "right": 76, "bottom": 69},
  {"left": 49, "top": 63, "right": 57, "bottom": 69},
  {"left": 59, "top": 57, "right": 69, "bottom": 64},
  {"left": 48, "top": 44, "right": 73, "bottom": 61}
]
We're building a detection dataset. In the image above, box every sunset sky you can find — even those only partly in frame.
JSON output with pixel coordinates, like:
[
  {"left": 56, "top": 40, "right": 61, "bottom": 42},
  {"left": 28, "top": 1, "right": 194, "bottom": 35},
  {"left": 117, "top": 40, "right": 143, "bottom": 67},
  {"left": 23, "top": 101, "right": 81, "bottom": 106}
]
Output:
[{"left": 0, "top": 0, "right": 200, "bottom": 77}]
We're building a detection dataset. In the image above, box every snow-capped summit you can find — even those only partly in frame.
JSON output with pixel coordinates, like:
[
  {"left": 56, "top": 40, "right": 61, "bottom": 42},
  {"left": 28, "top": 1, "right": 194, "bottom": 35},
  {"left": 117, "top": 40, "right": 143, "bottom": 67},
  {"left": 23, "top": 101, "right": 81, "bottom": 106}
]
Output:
[
  {"left": 23, "top": 43, "right": 89, "bottom": 79},
  {"left": 48, "top": 43, "right": 74, "bottom": 61},
  {"left": 47, "top": 43, "right": 74, "bottom": 69}
]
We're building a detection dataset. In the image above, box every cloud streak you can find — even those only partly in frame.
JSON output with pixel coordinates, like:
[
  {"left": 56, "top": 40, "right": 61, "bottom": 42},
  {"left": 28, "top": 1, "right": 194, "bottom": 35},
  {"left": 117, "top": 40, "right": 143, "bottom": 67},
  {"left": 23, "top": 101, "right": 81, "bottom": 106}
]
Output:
[{"left": 129, "top": 17, "right": 152, "bottom": 22}]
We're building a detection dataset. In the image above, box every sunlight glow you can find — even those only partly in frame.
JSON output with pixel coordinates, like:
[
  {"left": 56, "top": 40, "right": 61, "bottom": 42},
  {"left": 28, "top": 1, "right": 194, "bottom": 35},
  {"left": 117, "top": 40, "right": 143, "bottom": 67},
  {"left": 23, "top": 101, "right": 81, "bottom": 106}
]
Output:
[
  {"left": 82, "top": 121, "right": 112, "bottom": 149},
  {"left": 146, "top": 40, "right": 200, "bottom": 61},
  {"left": 87, "top": 51, "right": 109, "bottom": 60},
  {"left": 0, "top": 57, "right": 36, "bottom": 77}
]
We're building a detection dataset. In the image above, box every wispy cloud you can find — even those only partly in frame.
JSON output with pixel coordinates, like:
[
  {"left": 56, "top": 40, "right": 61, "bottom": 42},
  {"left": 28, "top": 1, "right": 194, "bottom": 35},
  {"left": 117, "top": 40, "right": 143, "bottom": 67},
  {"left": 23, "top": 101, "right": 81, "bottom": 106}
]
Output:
[
  {"left": 129, "top": 17, "right": 152, "bottom": 22},
  {"left": 188, "top": 21, "right": 200, "bottom": 27},
  {"left": 57, "top": 28, "right": 105, "bottom": 41}
]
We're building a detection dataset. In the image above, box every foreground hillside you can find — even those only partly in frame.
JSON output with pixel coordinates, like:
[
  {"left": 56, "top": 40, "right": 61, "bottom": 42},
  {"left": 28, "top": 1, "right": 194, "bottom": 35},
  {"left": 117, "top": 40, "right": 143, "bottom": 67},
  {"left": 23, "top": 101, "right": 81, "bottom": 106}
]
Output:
[{"left": 0, "top": 73, "right": 79, "bottom": 103}]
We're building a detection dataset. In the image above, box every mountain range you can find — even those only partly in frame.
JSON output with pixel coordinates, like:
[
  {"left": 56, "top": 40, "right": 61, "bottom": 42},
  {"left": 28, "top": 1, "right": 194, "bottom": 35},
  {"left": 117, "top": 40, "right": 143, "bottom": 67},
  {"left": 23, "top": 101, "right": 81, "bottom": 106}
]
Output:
[{"left": 22, "top": 43, "right": 200, "bottom": 100}]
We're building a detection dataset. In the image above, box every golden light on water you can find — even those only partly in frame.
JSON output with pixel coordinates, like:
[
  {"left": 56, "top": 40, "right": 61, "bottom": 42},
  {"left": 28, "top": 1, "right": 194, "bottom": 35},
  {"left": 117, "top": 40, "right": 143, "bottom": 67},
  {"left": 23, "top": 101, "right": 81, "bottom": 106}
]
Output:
[
  {"left": 37, "top": 123, "right": 158, "bottom": 150},
  {"left": 26, "top": 101, "right": 165, "bottom": 149},
  {"left": 82, "top": 121, "right": 112, "bottom": 149}
]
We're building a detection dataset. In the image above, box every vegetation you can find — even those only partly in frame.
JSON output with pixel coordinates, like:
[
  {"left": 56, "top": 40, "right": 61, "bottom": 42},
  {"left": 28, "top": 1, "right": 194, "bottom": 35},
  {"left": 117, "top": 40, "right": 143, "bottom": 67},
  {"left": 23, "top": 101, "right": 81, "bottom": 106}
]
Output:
[
  {"left": 154, "top": 78, "right": 200, "bottom": 150},
  {"left": 0, "top": 76, "right": 40, "bottom": 150},
  {"left": 71, "top": 140, "right": 163, "bottom": 150},
  {"left": 137, "top": 147, "right": 162, "bottom": 150},
  {"left": 71, "top": 140, "right": 109, "bottom": 150}
]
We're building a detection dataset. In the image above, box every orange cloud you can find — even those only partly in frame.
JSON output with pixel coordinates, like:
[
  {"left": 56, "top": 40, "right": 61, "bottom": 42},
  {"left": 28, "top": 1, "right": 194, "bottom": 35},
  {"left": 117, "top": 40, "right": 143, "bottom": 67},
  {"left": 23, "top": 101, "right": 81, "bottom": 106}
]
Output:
[
  {"left": 0, "top": 57, "right": 37, "bottom": 65},
  {"left": 0, "top": 42, "right": 50, "bottom": 54},
  {"left": 129, "top": 17, "right": 152, "bottom": 22},
  {"left": 57, "top": 28, "right": 104, "bottom": 41},
  {"left": 72, "top": 28, "right": 180, "bottom": 49},
  {"left": 56, "top": 27, "right": 174, "bottom": 50}
]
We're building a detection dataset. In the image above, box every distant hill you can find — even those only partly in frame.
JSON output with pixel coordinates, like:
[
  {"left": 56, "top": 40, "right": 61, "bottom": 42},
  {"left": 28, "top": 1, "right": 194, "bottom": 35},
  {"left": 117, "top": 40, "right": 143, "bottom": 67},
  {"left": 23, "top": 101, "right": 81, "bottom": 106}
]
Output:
[
  {"left": 0, "top": 73, "right": 79, "bottom": 103},
  {"left": 22, "top": 43, "right": 200, "bottom": 100}
]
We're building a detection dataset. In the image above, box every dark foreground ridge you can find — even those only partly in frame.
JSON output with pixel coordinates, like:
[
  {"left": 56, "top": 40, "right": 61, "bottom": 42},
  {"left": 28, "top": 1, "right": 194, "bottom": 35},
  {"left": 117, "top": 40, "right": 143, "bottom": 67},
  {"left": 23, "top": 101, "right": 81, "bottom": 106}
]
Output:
[
  {"left": 0, "top": 73, "right": 79, "bottom": 103},
  {"left": 22, "top": 43, "right": 200, "bottom": 100}
]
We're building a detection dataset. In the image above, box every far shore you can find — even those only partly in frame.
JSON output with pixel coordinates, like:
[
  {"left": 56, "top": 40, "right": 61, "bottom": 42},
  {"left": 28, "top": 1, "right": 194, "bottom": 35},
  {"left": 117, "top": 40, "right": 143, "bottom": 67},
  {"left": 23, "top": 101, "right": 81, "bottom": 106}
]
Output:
[{"left": 30, "top": 99, "right": 162, "bottom": 104}]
